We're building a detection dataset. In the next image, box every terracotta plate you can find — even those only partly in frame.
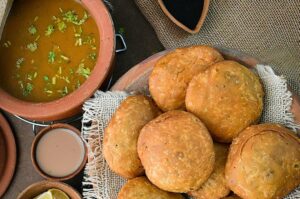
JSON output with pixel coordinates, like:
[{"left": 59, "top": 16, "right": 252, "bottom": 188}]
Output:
[
  {"left": 17, "top": 181, "right": 82, "bottom": 199},
  {"left": 0, "top": 112, "right": 17, "bottom": 197},
  {"left": 111, "top": 47, "right": 300, "bottom": 125}
]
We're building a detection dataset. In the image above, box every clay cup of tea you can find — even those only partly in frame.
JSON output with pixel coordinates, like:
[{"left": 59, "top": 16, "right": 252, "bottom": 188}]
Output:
[{"left": 31, "top": 123, "right": 87, "bottom": 181}]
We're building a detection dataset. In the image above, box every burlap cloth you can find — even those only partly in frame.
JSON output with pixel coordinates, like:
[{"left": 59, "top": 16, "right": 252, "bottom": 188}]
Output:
[
  {"left": 81, "top": 65, "right": 300, "bottom": 199},
  {"left": 135, "top": 0, "right": 300, "bottom": 97}
]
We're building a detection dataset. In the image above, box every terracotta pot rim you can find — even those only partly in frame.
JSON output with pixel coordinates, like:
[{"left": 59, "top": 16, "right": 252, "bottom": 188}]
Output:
[
  {"left": 0, "top": 0, "right": 115, "bottom": 121},
  {"left": 17, "top": 180, "right": 82, "bottom": 199},
  {"left": 0, "top": 113, "right": 16, "bottom": 198},
  {"left": 158, "top": 0, "right": 210, "bottom": 34},
  {"left": 31, "top": 123, "right": 87, "bottom": 181}
]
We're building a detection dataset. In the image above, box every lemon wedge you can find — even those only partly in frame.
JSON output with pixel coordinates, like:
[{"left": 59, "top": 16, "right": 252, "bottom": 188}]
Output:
[
  {"left": 48, "top": 189, "right": 70, "bottom": 199},
  {"left": 33, "top": 189, "right": 69, "bottom": 199},
  {"left": 34, "top": 191, "right": 52, "bottom": 199}
]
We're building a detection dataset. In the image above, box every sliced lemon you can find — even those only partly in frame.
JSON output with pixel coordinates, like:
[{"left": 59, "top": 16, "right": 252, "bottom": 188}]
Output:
[
  {"left": 34, "top": 191, "right": 53, "bottom": 199},
  {"left": 48, "top": 189, "right": 70, "bottom": 199}
]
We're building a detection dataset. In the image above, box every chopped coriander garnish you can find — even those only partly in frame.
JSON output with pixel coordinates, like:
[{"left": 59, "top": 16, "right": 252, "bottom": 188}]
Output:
[
  {"left": 27, "top": 74, "right": 33, "bottom": 81},
  {"left": 35, "top": 35, "right": 40, "bottom": 41},
  {"left": 65, "top": 77, "right": 70, "bottom": 84},
  {"left": 63, "top": 86, "right": 68, "bottom": 94},
  {"left": 3, "top": 41, "right": 11, "bottom": 48},
  {"left": 44, "top": 89, "right": 53, "bottom": 95},
  {"left": 48, "top": 51, "right": 56, "bottom": 63},
  {"left": 34, "top": 16, "right": 39, "bottom": 22},
  {"left": 60, "top": 55, "right": 70, "bottom": 62},
  {"left": 23, "top": 83, "right": 33, "bottom": 96},
  {"left": 26, "top": 42, "right": 38, "bottom": 52},
  {"left": 91, "top": 45, "right": 97, "bottom": 50},
  {"left": 76, "top": 80, "right": 81, "bottom": 88},
  {"left": 57, "top": 21, "right": 67, "bottom": 32},
  {"left": 45, "top": 25, "right": 55, "bottom": 36},
  {"left": 52, "top": 76, "right": 56, "bottom": 85},
  {"left": 89, "top": 52, "right": 97, "bottom": 60},
  {"left": 63, "top": 10, "right": 78, "bottom": 23},
  {"left": 28, "top": 25, "right": 37, "bottom": 35},
  {"left": 63, "top": 10, "right": 89, "bottom": 25},
  {"left": 43, "top": 75, "right": 49, "bottom": 81},
  {"left": 16, "top": 58, "right": 24, "bottom": 68},
  {"left": 58, "top": 66, "right": 62, "bottom": 74},
  {"left": 69, "top": 68, "right": 74, "bottom": 74},
  {"left": 76, "top": 63, "right": 91, "bottom": 79},
  {"left": 18, "top": 80, "right": 24, "bottom": 89}
]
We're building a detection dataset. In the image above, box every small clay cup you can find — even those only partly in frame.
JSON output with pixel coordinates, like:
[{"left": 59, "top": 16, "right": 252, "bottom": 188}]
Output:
[
  {"left": 158, "top": 0, "right": 210, "bottom": 34},
  {"left": 31, "top": 123, "right": 87, "bottom": 181},
  {"left": 17, "top": 180, "right": 82, "bottom": 199}
]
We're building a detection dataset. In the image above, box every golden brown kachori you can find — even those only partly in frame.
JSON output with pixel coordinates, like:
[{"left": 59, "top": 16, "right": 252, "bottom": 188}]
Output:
[
  {"left": 149, "top": 45, "right": 224, "bottom": 111},
  {"left": 225, "top": 124, "right": 300, "bottom": 199},
  {"left": 103, "top": 95, "right": 161, "bottom": 179},
  {"left": 186, "top": 60, "right": 264, "bottom": 143},
  {"left": 138, "top": 110, "right": 215, "bottom": 193},
  {"left": 188, "top": 143, "right": 230, "bottom": 199},
  {"left": 117, "top": 176, "right": 184, "bottom": 199}
]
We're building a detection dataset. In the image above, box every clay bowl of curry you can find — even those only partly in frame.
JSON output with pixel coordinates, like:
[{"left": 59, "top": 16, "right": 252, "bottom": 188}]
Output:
[{"left": 0, "top": 0, "right": 115, "bottom": 121}]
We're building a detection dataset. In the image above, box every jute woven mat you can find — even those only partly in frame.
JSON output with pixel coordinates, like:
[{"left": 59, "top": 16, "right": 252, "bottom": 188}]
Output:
[{"left": 135, "top": 0, "right": 300, "bottom": 96}]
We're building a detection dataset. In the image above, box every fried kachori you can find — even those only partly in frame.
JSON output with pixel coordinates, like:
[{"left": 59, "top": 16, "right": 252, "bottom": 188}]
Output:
[
  {"left": 117, "top": 177, "right": 184, "bottom": 199},
  {"left": 138, "top": 110, "right": 215, "bottom": 193},
  {"left": 186, "top": 60, "right": 264, "bottom": 143},
  {"left": 188, "top": 143, "right": 230, "bottom": 199},
  {"left": 225, "top": 124, "right": 300, "bottom": 199},
  {"left": 149, "top": 45, "right": 224, "bottom": 111},
  {"left": 103, "top": 95, "right": 161, "bottom": 179}
]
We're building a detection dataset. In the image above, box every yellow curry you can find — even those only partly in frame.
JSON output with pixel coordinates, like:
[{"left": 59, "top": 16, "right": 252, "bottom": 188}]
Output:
[{"left": 0, "top": 0, "right": 100, "bottom": 102}]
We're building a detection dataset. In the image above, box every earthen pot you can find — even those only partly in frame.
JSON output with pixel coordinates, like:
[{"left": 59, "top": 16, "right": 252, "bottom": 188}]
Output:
[
  {"left": 17, "top": 180, "right": 82, "bottom": 199},
  {"left": 31, "top": 123, "right": 87, "bottom": 181},
  {"left": 158, "top": 0, "right": 210, "bottom": 34},
  {"left": 0, "top": 0, "right": 115, "bottom": 121}
]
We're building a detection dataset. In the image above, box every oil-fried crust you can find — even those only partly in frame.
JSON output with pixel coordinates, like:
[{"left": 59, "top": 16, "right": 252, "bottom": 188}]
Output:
[
  {"left": 225, "top": 124, "right": 300, "bottom": 199},
  {"left": 149, "top": 45, "right": 224, "bottom": 111},
  {"left": 117, "top": 177, "right": 184, "bottom": 199},
  {"left": 186, "top": 60, "right": 264, "bottom": 143},
  {"left": 138, "top": 110, "right": 215, "bottom": 193},
  {"left": 188, "top": 143, "right": 231, "bottom": 199},
  {"left": 103, "top": 95, "right": 161, "bottom": 179}
]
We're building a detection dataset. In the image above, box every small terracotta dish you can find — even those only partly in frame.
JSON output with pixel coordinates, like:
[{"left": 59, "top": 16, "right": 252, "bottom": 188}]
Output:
[
  {"left": 158, "top": 0, "right": 210, "bottom": 34},
  {"left": 31, "top": 123, "right": 87, "bottom": 181},
  {"left": 0, "top": 113, "right": 16, "bottom": 198},
  {"left": 17, "top": 180, "right": 82, "bottom": 199}
]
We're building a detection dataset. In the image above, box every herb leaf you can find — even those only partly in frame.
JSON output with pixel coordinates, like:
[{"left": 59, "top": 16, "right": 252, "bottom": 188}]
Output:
[
  {"left": 16, "top": 58, "right": 24, "bottom": 68},
  {"left": 45, "top": 25, "right": 55, "bottom": 36},
  {"left": 23, "top": 83, "right": 33, "bottom": 96},
  {"left": 88, "top": 52, "right": 97, "bottom": 61},
  {"left": 43, "top": 75, "right": 49, "bottom": 81},
  {"left": 57, "top": 21, "right": 67, "bottom": 32},
  {"left": 28, "top": 25, "right": 37, "bottom": 35},
  {"left": 63, "top": 10, "right": 89, "bottom": 25},
  {"left": 26, "top": 42, "right": 38, "bottom": 52},
  {"left": 76, "top": 63, "right": 91, "bottom": 79},
  {"left": 48, "top": 51, "right": 56, "bottom": 63}
]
